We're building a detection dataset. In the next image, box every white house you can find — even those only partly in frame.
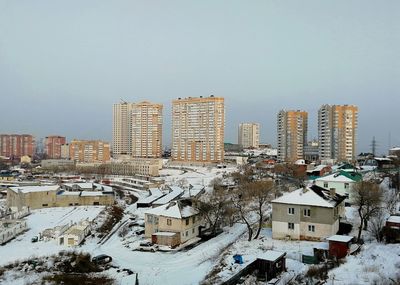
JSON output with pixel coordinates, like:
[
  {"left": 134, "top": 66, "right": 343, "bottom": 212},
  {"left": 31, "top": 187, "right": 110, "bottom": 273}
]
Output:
[{"left": 314, "top": 170, "right": 362, "bottom": 201}]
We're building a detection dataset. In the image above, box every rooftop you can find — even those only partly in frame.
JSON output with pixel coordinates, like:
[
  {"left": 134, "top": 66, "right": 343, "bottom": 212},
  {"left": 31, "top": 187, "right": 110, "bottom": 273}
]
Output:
[
  {"left": 272, "top": 185, "right": 346, "bottom": 208},
  {"left": 327, "top": 235, "right": 353, "bottom": 243}
]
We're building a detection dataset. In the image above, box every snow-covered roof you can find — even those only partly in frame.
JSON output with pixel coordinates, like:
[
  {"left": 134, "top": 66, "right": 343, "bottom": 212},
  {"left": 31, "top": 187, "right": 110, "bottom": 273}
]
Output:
[
  {"left": 327, "top": 235, "right": 353, "bottom": 243},
  {"left": 314, "top": 242, "right": 329, "bottom": 250},
  {"left": 272, "top": 186, "right": 340, "bottom": 208},
  {"left": 145, "top": 201, "right": 198, "bottom": 219},
  {"left": 153, "top": 232, "right": 177, "bottom": 237},
  {"left": 387, "top": 216, "right": 400, "bottom": 224},
  {"left": 315, "top": 171, "right": 361, "bottom": 183},
  {"left": 137, "top": 188, "right": 165, "bottom": 204},
  {"left": 9, "top": 185, "right": 60, "bottom": 194},
  {"left": 390, "top": 147, "right": 400, "bottom": 151},
  {"left": 80, "top": 191, "right": 106, "bottom": 197},
  {"left": 258, "top": 250, "right": 286, "bottom": 262},
  {"left": 309, "top": 165, "right": 329, "bottom": 172},
  {"left": 153, "top": 188, "right": 184, "bottom": 206}
]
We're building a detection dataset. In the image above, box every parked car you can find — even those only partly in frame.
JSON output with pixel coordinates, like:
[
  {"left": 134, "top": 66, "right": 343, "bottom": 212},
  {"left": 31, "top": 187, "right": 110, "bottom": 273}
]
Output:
[
  {"left": 138, "top": 241, "right": 158, "bottom": 252},
  {"left": 135, "top": 229, "right": 145, "bottom": 235},
  {"left": 31, "top": 236, "right": 39, "bottom": 243},
  {"left": 91, "top": 254, "right": 112, "bottom": 264}
]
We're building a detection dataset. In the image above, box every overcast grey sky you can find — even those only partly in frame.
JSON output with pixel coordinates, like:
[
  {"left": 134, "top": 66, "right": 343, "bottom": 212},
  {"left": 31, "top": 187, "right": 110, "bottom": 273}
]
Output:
[{"left": 0, "top": 0, "right": 399, "bottom": 154}]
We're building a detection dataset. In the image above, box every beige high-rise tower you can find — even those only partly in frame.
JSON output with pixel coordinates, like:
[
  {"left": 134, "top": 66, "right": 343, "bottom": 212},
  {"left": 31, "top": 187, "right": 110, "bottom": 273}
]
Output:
[
  {"left": 172, "top": 96, "right": 225, "bottom": 163},
  {"left": 113, "top": 102, "right": 135, "bottom": 156},
  {"left": 238, "top": 123, "right": 260, "bottom": 149},
  {"left": 318, "top": 104, "right": 358, "bottom": 162},
  {"left": 131, "top": 101, "right": 163, "bottom": 158},
  {"left": 277, "top": 110, "right": 308, "bottom": 162},
  {"left": 113, "top": 101, "right": 163, "bottom": 158}
]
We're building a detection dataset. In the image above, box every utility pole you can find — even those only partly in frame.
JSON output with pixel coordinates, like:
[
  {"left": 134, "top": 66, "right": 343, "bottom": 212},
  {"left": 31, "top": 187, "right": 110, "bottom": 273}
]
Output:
[{"left": 370, "top": 136, "right": 377, "bottom": 157}]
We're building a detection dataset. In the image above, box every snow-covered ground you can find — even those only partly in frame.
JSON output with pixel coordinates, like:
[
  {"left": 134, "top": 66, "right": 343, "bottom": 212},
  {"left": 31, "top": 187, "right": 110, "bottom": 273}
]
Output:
[{"left": 0, "top": 206, "right": 104, "bottom": 266}]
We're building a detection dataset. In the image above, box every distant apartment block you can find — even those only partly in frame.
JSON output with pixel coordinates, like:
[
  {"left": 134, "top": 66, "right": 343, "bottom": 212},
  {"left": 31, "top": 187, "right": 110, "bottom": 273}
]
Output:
[
  {"left": 0, "top": 134, "right": 35, "bottom": 158},
  {"left": 45, "top": 135, "right": 66, "bottom": 159},
  {"left": 61, "top": 143, "right": 70, "bottom": 159},
  {"left": 318, "top": 105, "right": 358, "bottom": 162},
  {"left": 238, "top": 123, "right": 260, "bottom": 149},
  {"left": 69, "top": 140, "right": 110, "bottom": 163},
  {"left": 277, "top": 110, "right": 308, "bottom": 162},
  {"left": 113, "top": 101, "right": 163, "bottom": 158},
  {"left": 172, "top": 96, "right": 225, "bottom": 163}
]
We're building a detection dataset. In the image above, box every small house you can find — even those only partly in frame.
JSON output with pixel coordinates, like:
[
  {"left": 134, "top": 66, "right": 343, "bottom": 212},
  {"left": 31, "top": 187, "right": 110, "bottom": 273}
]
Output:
[
  {"left": 145, "top": 200, "right": 202, "bottom": 246},
  {"left": 386, "top": 216, "right": 400, "bottom": 230},
  {"left": 326, "top": 235, "right": 353, "bottom": 259},
  {"left": 58, "top": 220, "right": 91, "bottom": 246}
]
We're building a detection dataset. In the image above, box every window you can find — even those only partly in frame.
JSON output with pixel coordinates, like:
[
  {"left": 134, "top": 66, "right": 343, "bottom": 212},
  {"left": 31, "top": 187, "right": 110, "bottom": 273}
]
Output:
[
  {"left": 192, "top": 228, "right": 195, "bottom": 234},
  {"left": 147, "top": 215, "right": 153, "bottom": 223},
  {"left": 192, "top": 216, "right": 196, "bottom": 224},
  {"left": 186, "top": 231, "right": 188, "bottom": 236},
  {"left": 186, "top": 219, "right": 190, "bottom": 225},
  {"left": 288, "top": 223, "right": 294, "bottom": 230},
  {"left": 344, "top": 183, "right": 349, "bottom": 189},
  {"left": 324, "top": 182, "right": 328, "bottom": 188},
  {"left": 308, "top": 225, "right": 315, "bottom": 232},
  {"left": 288, "top": 208, "right": 295, "bottom": 215},
  {"left": 167, "top": 219, "right": 172, "bottom": 226},
  {"left": 93, "top": 202, "right": 99, "bottom": 205},
  {"left": 303, "top": 209, "right": 311, "bottom": 217},
  {"left": 42, "top": 204, "right": 48, "bottom": 207}
]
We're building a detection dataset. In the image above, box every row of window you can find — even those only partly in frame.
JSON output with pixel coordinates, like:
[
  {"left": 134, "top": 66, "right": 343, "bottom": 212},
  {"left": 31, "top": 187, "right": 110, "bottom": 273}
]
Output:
[
  {"left": 288, "top": 207, "right": 311, "bottom": 217},
  {"left": 288, "top": 223, "right": 315, "bottom": 232}
]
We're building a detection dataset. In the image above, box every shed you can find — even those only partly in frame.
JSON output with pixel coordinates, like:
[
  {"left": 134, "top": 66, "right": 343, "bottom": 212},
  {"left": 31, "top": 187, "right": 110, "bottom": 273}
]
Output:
[
  {"left": 386, "top": 216, "right": 400, "bottom": 229},
  {"left": 222, "top": 251, "right": 286, "bottom": 285},
  {"left": 327, "top": 235, "right": 353, "bottom": 259}
]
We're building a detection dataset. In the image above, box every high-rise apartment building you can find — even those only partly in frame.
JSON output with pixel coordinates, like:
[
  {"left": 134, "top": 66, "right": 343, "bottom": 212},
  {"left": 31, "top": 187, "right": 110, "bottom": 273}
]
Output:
[
  {"left": 113, "top": 102, "right": 135, "bottom": 156},
  {"left": 113, "top": 101, "right": 163, "bottom": 158},
  {"left": 44, "top": 135, "right": 66, "bottom": 159},
  {"left": 238, "top": 123, "right": 260, "bottom": 149},
  {"left": 318, "top": 105, "right": 358, "bottom": 162},
  {"left": 0, "top": 134, "right": 35, "bottom": 158},
  {"left": 172, "top": 96, "right": 225, "bottom": 163},
  {"left": 131, "top": 101, "right": 163, "bottom": 158},
  {"left": 69, "top": 140, "right": 110, "bottom": 163},
  {"left": 277, "top": 110, "right": 308, "bottom": 162}
]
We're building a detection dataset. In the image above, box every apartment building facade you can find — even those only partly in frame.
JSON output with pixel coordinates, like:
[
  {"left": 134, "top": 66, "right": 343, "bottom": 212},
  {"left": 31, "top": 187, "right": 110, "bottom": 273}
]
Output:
[
  {"left": 277, "top": 110, "right": 308, "bottom": 162},
  {"left": 238, "top": 123, "right": 260, "bottom": 149},
  {"left": 172, "top": 96, "right": 225, "bottom": 163},
  {"left": 113, "top": 101, "right": 163, "bottom": 158},
  {"left": 318, "top": 105, "right": 358, "bottom": 162},
  {"left": 44, "top": 135, "right": 66, "bottom": 159},
  {"left": 0, "top": 134, "right": 35, "bottom": 158},
  {"left": 69, "top": 140, "right": 110, "bottom": 163}
]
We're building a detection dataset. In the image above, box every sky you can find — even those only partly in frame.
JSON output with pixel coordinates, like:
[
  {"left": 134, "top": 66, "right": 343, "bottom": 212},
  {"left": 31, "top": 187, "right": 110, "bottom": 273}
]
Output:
[{"left": 0, "top": 0, "right": 399, "bottom": 154}]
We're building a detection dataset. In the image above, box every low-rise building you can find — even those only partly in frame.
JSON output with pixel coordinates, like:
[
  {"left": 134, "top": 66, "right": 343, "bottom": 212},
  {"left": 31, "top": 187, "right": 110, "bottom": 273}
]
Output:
[
  {"left": 272, "top": 185, "right": 346, "bottom": 241},
  {"left": 7, "top": 184, "right": 114, "bottom": 211},
  {"left": 58, "top": 220, "right": 91, "bottom": 246},
  {"left": 145, "top": 200, "right": 202, "bottom": 246},
  {"left": 0, "top": 219, "right": 27, "bottom": 245}
]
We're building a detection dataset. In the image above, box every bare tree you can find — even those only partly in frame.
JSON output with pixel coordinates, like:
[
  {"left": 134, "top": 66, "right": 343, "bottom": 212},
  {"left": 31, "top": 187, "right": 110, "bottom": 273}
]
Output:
[
  {"left": 231, "top": 186, "right": 254, "bottom": 241},
  {"left": 367, "top": 209, "right": 386, "bottom": 242},
  {"left": 246, "top": 180, "right": 275, "bottom": 239},
  {"left": 195, "top": 179, "right": 230, "bottom": 234},
  {"left": 352, "top": 181, "right": 383, "bottom": 242},
  {"left": 384, "top": 188, "right": 399, "bottom": 215}
]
